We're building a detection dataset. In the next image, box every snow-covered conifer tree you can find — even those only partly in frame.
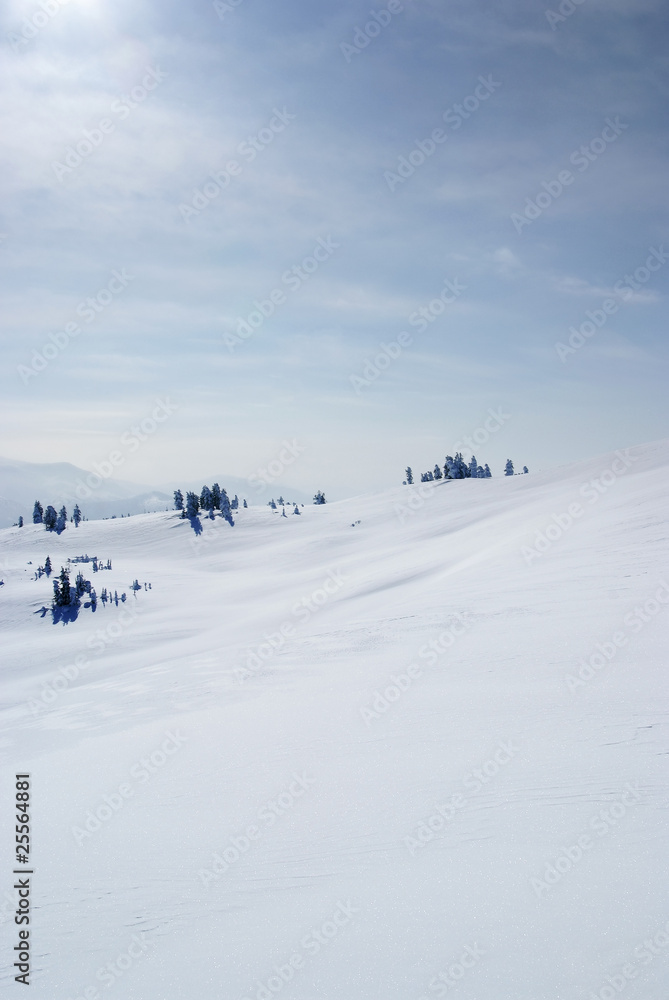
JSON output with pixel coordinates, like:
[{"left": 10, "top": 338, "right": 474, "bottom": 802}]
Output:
[
  {"left": 73, "top": 504, "right": 82, "bottom": 527},
  {"left": 173, "top": 489, "right": 184, "bottom": 511},
  {"left": 185, "top": 492, "right": 200, "bottom": 518},
  {"left": 405, "top": 467, "right": 413, "bottom": 485},
  {"left": 44, "top": 505, "right": 58, "bottom": 531},
  {"left": 504, "top": 459, "right": 514, "bottom": 476},
  {"left": 293, "top": 505, "right": 300, "bottom": 515},
  {"left": 523, "top": 466, "right": 529, "bottom": 474},
  {"left": 33, "top": 501, "right": 43, "bottom": 524},
  {"left": 56, "top": 506, "right": 67, "bottom": 533},
  {"left": 53, "top": 566, "right": 72, "bottom": 607},
  {"left": 211, "top": 483, "right": 222, "bottom": 510},
  {"left": 313, "top": 491, "right": 327, "bottom": 504},
  {"left": 433, "top": 465, "right": 443, "bottom": 480},
  {"left": 200, "top": 486, "right": 213, "bottom": 511},
  {"left": 469, "top": 455, "right": 479, "bottom": 478},
  {"left": 220, "top": 488, "right": 234, "bottom": 526},
  {"left": 44, "top": 556, "right": 52, "bottom": 577}
]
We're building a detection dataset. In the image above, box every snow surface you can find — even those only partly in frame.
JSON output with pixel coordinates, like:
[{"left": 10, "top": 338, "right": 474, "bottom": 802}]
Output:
[{"left": 1, "top": 440, "right": 668, "bottom": 999}]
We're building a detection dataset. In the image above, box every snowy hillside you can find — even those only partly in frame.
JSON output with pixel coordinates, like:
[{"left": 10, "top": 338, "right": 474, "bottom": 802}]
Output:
[{"left": 1, "top": 440, "right": 668, "bottom": 999}]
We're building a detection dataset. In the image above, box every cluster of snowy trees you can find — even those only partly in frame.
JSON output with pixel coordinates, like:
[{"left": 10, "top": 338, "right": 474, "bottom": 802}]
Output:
[
  {"left": 32, "top": 501, "right": 82, "bottom": 531},
  {"left": 268, "top": 497, "right": 303, "bottom": 516},
  {"left": 405, "top": 456, "right": 528, "bottom": 484},
  {"left": 50, "top": 565, "right": 133, "bottom": 616},
  {"left": 52, "top": 566, "right": 95, "bottom": 611},
  {"left": 173, "top": 485, "right": 243, "bottom": 525},
  {"left": 71, "top": 555, "right": 112, "bottom": 571}
]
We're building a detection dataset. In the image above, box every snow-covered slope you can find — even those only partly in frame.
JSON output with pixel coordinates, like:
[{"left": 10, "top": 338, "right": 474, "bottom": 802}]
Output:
[{"left": 1, "top": 440, "right": 668, "bottom": 999}]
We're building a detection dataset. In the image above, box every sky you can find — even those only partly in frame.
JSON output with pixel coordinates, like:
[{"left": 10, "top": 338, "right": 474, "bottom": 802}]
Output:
[{"left": 1, "top": 0, "right": 668, "bottom": 498}]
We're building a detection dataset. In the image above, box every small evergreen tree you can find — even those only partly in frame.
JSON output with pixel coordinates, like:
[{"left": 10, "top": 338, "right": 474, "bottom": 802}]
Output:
[
  {"left": 484, "top": 464, "right": 492, "bottom": 478},
  {"left": 504, "top": 459, "right": 514, "bottom": 476},
  {"left": 405, "top": 467, "right": 413, "bottom": 485},
  {"left": 173, "top": 489, "right": 184, "bottom": 511},
  {"left": 231, "top": 494, "right": 239, "bottom": 510},
  {"left": 433, "top": 465, "right": 443, "bottom": 480},
  {"left": 220, "top": 488, "right": 234, "bottom": 526},
  {"left": 44, "top": 556, "right": 52, "bottom": 577},
  {"left": 185, "top": 492, "right": 200, "bottom": 518},
  {"left": 200, "top": 485, "right": 213, "bottom": 511},
  {"left": 523, "top": 466, "right": 529, "bottom": 474},
  {"left": 293, "top": 505, "right": 300, "bottom": 515},
  {"left": 53, "top": 567, "right": 73, "bottom": 607},
  {"left": 32, "top": 501, "right": 43, "bottom": 524},
  {"left": 243, "top": 499, "right": 248, "bottom": 508},
  {"left": 18, "top": 516, "right": 24, "bottom": 527},
  {"left": 44, "top": 505, "right": 58, "bottom": 531},
  {"left": 56, "top": 506, "right": 67, "bottom": 533},
  {"left": 469, "top": 455, "right": 479, "bottom": 479},
  {"left": 313, "top": 491, "right": 327, "bottom": 504},
  {"left": 211, "top": 483, "right": 222, "bottom": 510},
  {"left": 73, "top": 504, "right": 82, "bottom": 527}
]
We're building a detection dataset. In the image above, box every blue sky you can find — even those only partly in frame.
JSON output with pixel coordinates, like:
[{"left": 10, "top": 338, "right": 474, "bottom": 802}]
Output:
[{"left": 1, "top": 0, "right": 667, "bottom": 497}]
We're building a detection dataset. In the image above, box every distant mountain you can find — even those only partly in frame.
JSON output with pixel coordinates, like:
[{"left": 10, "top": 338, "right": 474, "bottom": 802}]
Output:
[{"left": 0, "top": 457, "right": 313, "bottom": 528}]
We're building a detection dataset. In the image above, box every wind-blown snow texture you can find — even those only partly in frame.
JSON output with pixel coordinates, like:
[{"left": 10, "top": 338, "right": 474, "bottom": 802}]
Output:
[{"left": 1, "top": 441, "right": 668, "bottom": 999}]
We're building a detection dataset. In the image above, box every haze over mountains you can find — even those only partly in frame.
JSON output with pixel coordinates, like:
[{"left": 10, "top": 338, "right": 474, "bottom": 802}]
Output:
[{"left": 0, "top": 456, "right": 312, "bottom": 527}]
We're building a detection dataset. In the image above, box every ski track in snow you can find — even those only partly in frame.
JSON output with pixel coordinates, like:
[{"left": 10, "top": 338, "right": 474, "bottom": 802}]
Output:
[{"left": 1, "top": 440, "right": 668, "bottom": 999}]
